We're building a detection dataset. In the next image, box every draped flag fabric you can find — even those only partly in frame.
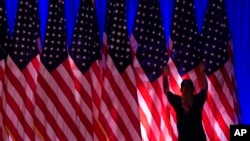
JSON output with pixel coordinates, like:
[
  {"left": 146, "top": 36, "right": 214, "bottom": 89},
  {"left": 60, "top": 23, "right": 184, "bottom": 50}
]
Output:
[
  {"left": 34, "top": 1, "right": 81, "bottom": 140},
  {"left": 200, "top": 0, "right": 240, "bottom": 140},
  {"left": 68, "top": 0, "right": 104, "bottom": 140},
  {"left": 4, "top": 0, "right": 40, "bottom": 140},
  {"left": 130, "top": 0, "right": 169, "bottom": 140},
  {"left": 0, "top": 0, "right": 241, "bottom": 141},
  {"left": 0, "top": 1, "right": 9, "bottom": 140},
  {"left": 101, "top": 0, "right": 142, "bottom": 140}
]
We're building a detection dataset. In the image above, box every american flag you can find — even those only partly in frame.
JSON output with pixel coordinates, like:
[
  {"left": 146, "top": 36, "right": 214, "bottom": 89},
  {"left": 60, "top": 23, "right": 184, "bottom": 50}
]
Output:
[
  {"left": 100, "top": 0, "right": 142, "bottom": 140},
  {"left": 4, "top": 0, "right": 40, "bottom": 140},
  {"left": 34, "top": 1, "right": 81, "bottom": 140},
  {"left": 68, "top": 0, "right": 104, "bottom": 140},
  {"left": 200, "top": 0, "right": 240, "bottom": 140},
  {"left": 167, "top": 0, "right": 206, "bottom": 140},
  {"left": 0, "top": 1, "right": 9, "bottom": 140},
  {"left": 130, "top": 0, "right": 169, "bottom": 140}
]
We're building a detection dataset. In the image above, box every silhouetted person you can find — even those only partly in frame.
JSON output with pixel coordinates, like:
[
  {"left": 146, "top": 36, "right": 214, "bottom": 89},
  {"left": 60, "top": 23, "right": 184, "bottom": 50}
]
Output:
[{"left": 163, "top": 63, "right": 208, "bottom": 141}]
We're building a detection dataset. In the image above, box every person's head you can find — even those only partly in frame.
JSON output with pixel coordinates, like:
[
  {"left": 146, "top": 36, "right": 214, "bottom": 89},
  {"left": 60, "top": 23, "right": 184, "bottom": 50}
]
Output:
[
  {"left": 180, "top": 79, "right": 195, "bottom": 112},
  {"left": 180, "top": 79, "right": 195, "bottom": 95}
]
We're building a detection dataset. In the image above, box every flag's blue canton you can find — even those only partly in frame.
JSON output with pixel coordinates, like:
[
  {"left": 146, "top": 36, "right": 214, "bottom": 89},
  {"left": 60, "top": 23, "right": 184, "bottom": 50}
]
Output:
[
  {"left": 133, "top": 0, "right": 168, "bottom": 82},
  {"left": 41, "top": 1, "right": 68, "bottom": 72},
  {"left": 106, "top": 0, "right": 132, "bottom": 73},
  {"left": 69, "top": 0, "right": 101, "bottom": 74},
  {"left": 9, "top": 0, "right": 40, "bottom": 70},
  {"left": 0, "top": 0, "right": 9, "bottom": 60},
  {"left": 200, "top": 0, "right": 230, "bottom": 75},
  {"left": 170, "top": 0, "right": 200, "bottom": 76}
]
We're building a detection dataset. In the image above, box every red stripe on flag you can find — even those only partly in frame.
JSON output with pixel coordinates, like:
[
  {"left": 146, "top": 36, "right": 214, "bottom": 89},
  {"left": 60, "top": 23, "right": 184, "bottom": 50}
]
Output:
[
  {"left": 4, "top": 113, "right": 22, "bottom": 140},
  {"left": 219, "top": 66, "right": 235, "bottom": 119},
  {"left": 163, "top": 102, "right": 177, "bottom": 141},
  {"left": 48, "top": 73, "right": 83, "bottom": 140},
  {"left": 91, "top": 61, "right": 109, "bottom": 141},
  {"left": 138, "top": 106, "right": 157, "bottom": 141},
  {"left": 102, "top": 81, "right": 132, "bottom": 141},
  {"left": 33, "top": 92, "right": 51, "bottom": 141},
  {"left": 5, "top": 93, "right": 30, "bottom": 140},
  {"left": 5, "top": 63, "right": 36, "bottom": 140},
  {"left": 5, "top": 65, "right": 34, "bottom": 113},
  {"left": 72, "top": 72, "right": 94, "bottom": 137},
  {"left": 135, "top": 70, "right": 166, "bottom": 141},
  {"left": 36, "top": 71, "right": 72, "bottom": 140}
]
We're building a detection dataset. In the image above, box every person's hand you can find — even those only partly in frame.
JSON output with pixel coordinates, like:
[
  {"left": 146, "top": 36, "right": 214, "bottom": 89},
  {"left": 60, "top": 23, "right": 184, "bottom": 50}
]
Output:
[
  {"left": 199, "top": 62, "right": 206, "bottom": 72},
  {"left": 163, "top": 65, "right": 169, "bottom": 77}
]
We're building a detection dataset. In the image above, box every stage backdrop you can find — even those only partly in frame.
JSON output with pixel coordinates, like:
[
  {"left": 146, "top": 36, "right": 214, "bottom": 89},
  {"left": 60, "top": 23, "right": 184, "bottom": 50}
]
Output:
[{"left": 5, "top": 0, "right": 250, "bottom": 124}]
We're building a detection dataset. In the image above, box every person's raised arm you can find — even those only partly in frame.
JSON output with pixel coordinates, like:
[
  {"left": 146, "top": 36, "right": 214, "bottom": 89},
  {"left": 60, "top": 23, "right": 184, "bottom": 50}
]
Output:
[
  {"left": 200, "top": 62, "right": 208, "bottom": 90},
  {"left": 163, "top": 65, "right": 179, "bottom": 108},
  {"left": 163, "top": 65, "right": 170, "bottom": 94}
]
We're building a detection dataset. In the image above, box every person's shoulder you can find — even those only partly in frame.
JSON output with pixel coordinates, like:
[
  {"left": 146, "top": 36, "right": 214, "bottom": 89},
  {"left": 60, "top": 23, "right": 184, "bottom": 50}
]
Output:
[
  {"left": 167, "top": 91, "right": 181, "bottom": 99},
  {"left": 199, "top": 89, "right": 207, "bottom": 94},
  {"left": 167, "top": 91, "right": 173, "bottom": 95},
  {"left": 195, "top": 89, "right": 207, "bottom": 101},
  {"left": 166, "top": 91, "right": 181, "bottom": 106}
]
